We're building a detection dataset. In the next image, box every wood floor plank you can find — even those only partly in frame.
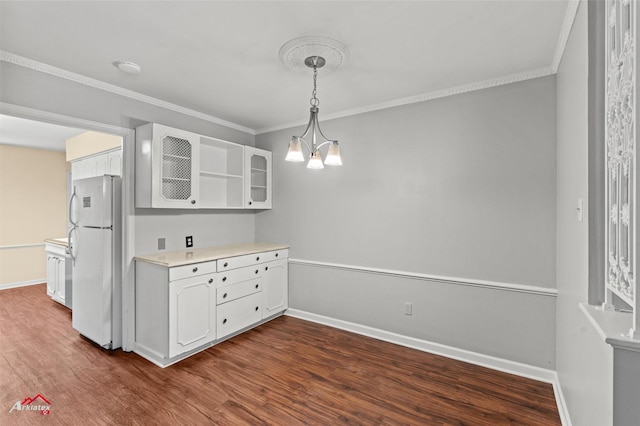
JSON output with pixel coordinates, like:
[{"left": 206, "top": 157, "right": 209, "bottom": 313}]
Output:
[{"left": 0, "top": 284, "right": 560, "bottom": 425}]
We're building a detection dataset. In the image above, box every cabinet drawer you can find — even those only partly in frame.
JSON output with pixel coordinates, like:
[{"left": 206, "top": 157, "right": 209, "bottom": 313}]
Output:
[
  {"left": 218, "top": 264, "right": 263, "bottom": 286},
  {"left": 217, "top": 292, "right": 262, "bottom": 339},
  {"left": 265, "top": 249, "right": 288, "bottom": 262},
  {"left": 217, "top": 278, "right": 261, "bottom": 305},
  {"left": 217, "top": 252, "right": 264, "bottom": 271},
  {"left": 169, "top": 261, "right": 217, "bottom": 281},
  {"left": 217, "top": 249, "right": 289, "bottom": 271}
]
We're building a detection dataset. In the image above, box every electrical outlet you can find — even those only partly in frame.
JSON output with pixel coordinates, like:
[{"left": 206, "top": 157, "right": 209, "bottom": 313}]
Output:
[
  {"left": 186, "top": 236, "right": 193, "bottom": 248},
  {"left": 404, "top": 302, "right": 413, "bottom": 316},
  {"left": 157, "top": 238, "right": 166, "bottom": 250}
]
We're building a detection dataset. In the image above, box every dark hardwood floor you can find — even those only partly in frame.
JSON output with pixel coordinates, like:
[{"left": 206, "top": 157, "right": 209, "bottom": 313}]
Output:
[{"left": 0, "top": 284, "right": 560, "bottom": 425}]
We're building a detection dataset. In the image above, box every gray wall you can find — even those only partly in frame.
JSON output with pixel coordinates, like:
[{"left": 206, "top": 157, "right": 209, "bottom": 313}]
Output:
[
  {"left": 0, "top": 61, "right": 257, "bottom": 256},
  {"left": 134, "top": 209, "right": 255, "bottom": 255},
  {"left": 256, "top": 76, "right": 558, "bottom": 368},
  {"left": 555, "top": 2, "right": 613, "bottom": 425}
]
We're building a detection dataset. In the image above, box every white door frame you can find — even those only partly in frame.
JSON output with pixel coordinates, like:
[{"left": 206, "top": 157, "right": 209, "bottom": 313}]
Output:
[{"left": 0, "top": 102, "right": 137, "bottom": 351}]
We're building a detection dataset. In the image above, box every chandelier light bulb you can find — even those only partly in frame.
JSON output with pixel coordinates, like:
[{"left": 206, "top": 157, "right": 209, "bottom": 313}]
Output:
[
  {"left": 324, "top": 142, "right": 342, "bottom": 166},
  {"left": 307, "top": 151, "right": 324, "bottom": 169},
  {"left": 285, "top": 137, "right": 305, "bottom": 162}
]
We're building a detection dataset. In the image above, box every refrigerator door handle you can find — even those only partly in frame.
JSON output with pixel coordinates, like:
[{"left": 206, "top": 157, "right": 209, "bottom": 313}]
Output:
[
  {"left": 68, "top": 188, "right": 78, "bottom": 226},
  {"left": 68, "top": 225, "right": 77, "bottom": 265}
]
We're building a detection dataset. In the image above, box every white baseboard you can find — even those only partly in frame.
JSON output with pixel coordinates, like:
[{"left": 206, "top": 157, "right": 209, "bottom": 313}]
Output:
[
  {"left": 0, "top": 279, "right": 44, "bottom": 291},
  {"left": 286, "top": 308, "right": 571, "bottom": 426}
]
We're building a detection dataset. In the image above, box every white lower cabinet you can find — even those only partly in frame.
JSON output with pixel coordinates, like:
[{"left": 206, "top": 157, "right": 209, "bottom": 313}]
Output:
[
  {"left": 135, "top": 261, "right": 217, "bottom": 365},
  {"left": 45, "top": 243, "right": 71, "bottom": 308},
  {"left": 135, "top": 246, "right": 288, "bottom": 367},
  {"left": 169, "top": 274, "right": 216, "bottom": 358},
  {"left": 262, "top": 258, "right": 288, "bottom": 317}
]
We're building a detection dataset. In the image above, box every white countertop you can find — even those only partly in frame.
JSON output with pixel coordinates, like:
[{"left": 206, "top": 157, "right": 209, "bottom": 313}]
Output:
[
  {"left": 45, "top": 237, "right": 69, "bottom": 247},
  {"left": 134, "top": 242, "right": 288, "bottom": 267}
]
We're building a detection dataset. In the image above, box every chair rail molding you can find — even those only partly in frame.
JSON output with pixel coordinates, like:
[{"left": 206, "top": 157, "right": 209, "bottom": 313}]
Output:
[{"left": 288, "top": 258, "right": 557, "bottom": 297}]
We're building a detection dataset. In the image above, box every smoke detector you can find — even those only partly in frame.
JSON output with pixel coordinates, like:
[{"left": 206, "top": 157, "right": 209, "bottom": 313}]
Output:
[{"left": 114, "top": 60, "right": 141, "bottom": 74}]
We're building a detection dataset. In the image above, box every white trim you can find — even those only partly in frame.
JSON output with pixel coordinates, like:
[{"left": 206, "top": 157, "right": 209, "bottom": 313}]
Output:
[
  {"left": 0, "top": 102, "right": 137, "bottom": 352},
  {"left": 289, "top": 258, "right": 557, "bottom": 297},
  {"left": 0, "top": 50, "right": 255, "bottom": 136},
  {"left": 121, "top": 128, "right": 136, "bottom": 352},
  {"left": 285, "top": 308, "right": 571, "bottom": 426},
  {"left": 551, "top": 0, "right": 581, "bottom": 73},
  {"left": 552, "top": 373, "right": 573, "bottom": 426},
  {"left": 0, "top": 102, "right": 127, "bottom": 136},
  {"left": 0, "top": 279, "right": 44, "bottom": 291},
  {"left": 0, "top": 243, "right": 45, "bottom": 250},
  {"left": 256, "top": 66, "right": 555, "bottom": 134}
]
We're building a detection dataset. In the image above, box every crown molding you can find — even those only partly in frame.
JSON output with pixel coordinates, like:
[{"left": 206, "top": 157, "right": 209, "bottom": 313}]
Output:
[
  {"left": 551, "top": 0, "right": 581, "bottom": 73},
  {"left": 256, "top": 66, "right": 555, "bottom": 134},
  {"left": 2, "top": 0, "right": 580, "bottom": 138},
  {"left": 0, "top": 50, "right": 256, "bottom": 135},
  {"left": 257, "top": 0, "right": 581, "bottom": 135}
]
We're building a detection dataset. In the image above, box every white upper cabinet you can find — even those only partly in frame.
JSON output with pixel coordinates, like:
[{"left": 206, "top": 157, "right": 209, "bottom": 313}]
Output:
[
  {"left": 244, "top": 147, "right": 272, "bottom": 209},
  {"left": 135, "top": 123, "right": 272, "bottom": 210},
  {"left": 107, "top": 149, "right": 122, "bottom": 176},
  {"left": 199, "top": 136, "right": 244, "bottom": 209},
  {"left": 136, "top": 123, "right": 200, "bottom": 209},
  {"left": 71, "top": 147, "right": 122, "bottom": 181}
]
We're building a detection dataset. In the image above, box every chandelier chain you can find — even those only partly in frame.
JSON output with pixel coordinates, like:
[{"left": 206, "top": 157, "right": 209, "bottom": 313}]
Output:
[{"left": 310, "top": 61, "right": 319, "bottom": 107}]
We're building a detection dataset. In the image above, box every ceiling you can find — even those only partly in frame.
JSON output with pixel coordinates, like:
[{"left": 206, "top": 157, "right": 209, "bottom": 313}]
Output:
[
  {"left": 0, "top": 1, "right": 573, "bottom": 136},
  {"left": 0, "top": 114, "right": 85, "bottom": 151}
]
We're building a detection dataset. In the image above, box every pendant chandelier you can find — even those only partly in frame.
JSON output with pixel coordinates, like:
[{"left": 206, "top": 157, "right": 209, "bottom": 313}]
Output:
[
  {"left": 285, "top": 56, "right": 342, "bottom": 169},
  {"left": 280, "top": 36, "right": 349, "bottom": 170}
]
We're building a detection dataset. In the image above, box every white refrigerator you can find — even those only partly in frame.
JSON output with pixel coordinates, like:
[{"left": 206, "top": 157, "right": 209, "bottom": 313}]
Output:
[{"left": 68, "top": 175, "right": 122, "bottom": 349}]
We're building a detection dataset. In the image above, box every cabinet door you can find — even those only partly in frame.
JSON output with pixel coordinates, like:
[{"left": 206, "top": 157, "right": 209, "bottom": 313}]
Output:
[
  {"left": 71, "top": 158, "right": 90, "bottom": 181},
  {"left": 46, "top": 255, "right": 57, "bottom": 297},
  {"left": 107, "top": 149, "right": 122, "bottom": 176},
  {"left": 55, "top": 256, "right": 66, "bottom": 304},
  {"left": 262, "top": 258, "right": 288, "bottom": 317},
  {"left": 169, "top": 274, "right": 215, "bottom": 358},
  {"left": 244, "top": 147, "right": 272, "bottom": 209},
  {"left": 153, "top": 125, "right": 200, "bottom": 208},
  {"left": 94, "top": 153, "right": 108, "bottom": 177}
]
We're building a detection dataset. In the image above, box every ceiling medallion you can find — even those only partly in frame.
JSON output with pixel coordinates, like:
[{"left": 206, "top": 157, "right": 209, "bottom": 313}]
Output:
[{"left": 279, "top": 36, "right": 350, "bottom": 74}]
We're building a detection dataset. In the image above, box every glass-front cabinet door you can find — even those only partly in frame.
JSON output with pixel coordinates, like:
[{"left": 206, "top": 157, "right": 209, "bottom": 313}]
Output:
[{"left": 244, "top": 147, "right": 272, "bottom": 209}]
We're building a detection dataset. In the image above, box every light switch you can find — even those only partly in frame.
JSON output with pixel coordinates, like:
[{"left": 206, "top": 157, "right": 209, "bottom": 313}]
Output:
[{"left": 577, "top": 198, "right": 583, "bottom": 222}]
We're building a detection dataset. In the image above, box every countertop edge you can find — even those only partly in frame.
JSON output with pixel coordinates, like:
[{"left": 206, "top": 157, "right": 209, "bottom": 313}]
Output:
[
  {"left": 134, "top": 243, "right": 289, "bottom": 267},
  {"left": 44, "top": 238, "right": 69, "bottom": 248}
]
